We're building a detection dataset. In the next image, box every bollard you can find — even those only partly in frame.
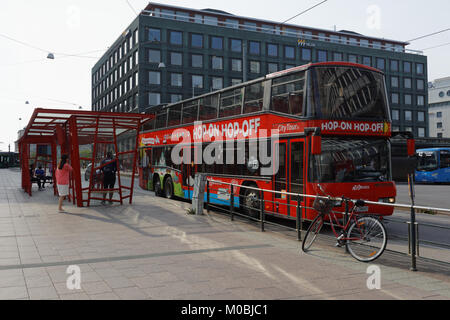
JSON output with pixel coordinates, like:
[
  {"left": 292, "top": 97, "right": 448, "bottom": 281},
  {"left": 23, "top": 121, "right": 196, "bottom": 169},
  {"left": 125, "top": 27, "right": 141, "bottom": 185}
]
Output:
[
  {"left": 230, "top": 184, "right": 234, "bottom": 222},
  {"left": 260, "top": 190, "right": 265, "bottom": 232},
  {"left": 408, "top": 173, "right": 417, "bottom": 271},
  {"left": 296, "top": 195, "right": 302, "bottom": 241}
]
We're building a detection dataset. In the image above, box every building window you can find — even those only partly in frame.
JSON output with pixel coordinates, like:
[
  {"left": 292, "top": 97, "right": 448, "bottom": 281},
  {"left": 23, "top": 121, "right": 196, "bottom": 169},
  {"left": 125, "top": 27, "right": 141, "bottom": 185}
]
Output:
[
  {"left": 404, "top": 78, "right": 412, "bottom": 89},
  {"left": 417, "top": 95, "right": 425, "bottom": 106},
  {"left": 211, "top": 36, "right": 223, "bottom": 50},
  {"left": 231, "top": 78, "right": 242, "bottom": 86},
  {"left": 148, "top": 28, "right": 161, "bottom": 42},
  {"left": 418, "top": 127, "right": 425, "bottom": 138},
  {"left": 211, "top": 77, "right": 223, "bottom": 90},
  {"left": 250, "top": 61, "right": 261, "bottom": 74},
  {"left": 149, "top": 93, "right": 161, "bottom": 106},
  {"left": 405, "top": 127, "right": 413, "bottom": 133},
  {"left": 376, "top": 58, "right": 385, "bottom": 70},
  {"left": 249, "top": 41, "right": 260, "bottom": 55},
  {"left": 404, "top": 94, "right": 412, "bottom": 105},
  {"left": 302, "top": 48, "right": 312, "bottom": 61},
  {"left": 360, "top": 39, "right": 369, "bottom": 47},
  {"left": 267, "top": 44, "right": 278, "bottom": 57},
  {"left": 416, "top": 63, "right": 424, "bottom": 75},
  {"left": 230, "top": 39, "right": 242, "bottom": 52},
  {"left": 191, "top": 54, "right": 203, "bottom": 68},
  {"left": 170, "top": 52, "right": 182, "bottom": 66},
  {"left": 437, "top": 112, "right": 443, "bottom": 118},
  {"left": 191, "top": 33, "right": 203, "bottom": 48},
  {"left": 418, "top": 111, "right": 425, "bottom": 122},
  {"left": 391, "top": 93, "right": 399, "bottom": 104},
  {"left": 192, "top": 75, "right": 204, "bottom": 89},
  {"left": 333, "top": 52, "right": 343, "bottom": 61},
  {"left": 231, "top": 59, "right": 242, "bottom": 72},
  {"left": 348, "top": 54, "right": 357, "bottom": 63},
  {"left": 417, "top": 79, "right": 424, "bottom": 90},
  {"left": 405, "top": 110, "right": 412, "bottom": 121},
  {"left": 285, "top": 46, "right": 295, "bottom": 59},
  {"left": 362, "top": 56, "right": 371, "bottom": 67},
  {"left": 391, "top": 76, "right": 399, "bottom": 88},
  {"left": 169, "top": 31, "right": 183, "bottom": 45},
  {"left": 392, "top": 109, "right": 399, "bottom": 121},
  {"left": 149, "top": 71, "right": 161, "bottom": 85},
  {"left": 438, "top": 133, "right": 443, "bottom": 138},
  {"left": 317, "top": 50, "right": 327, "bottom": 62},
  {"left": 390, "top": 60, "right": 399, "bottom": 72},
  {"left": 170, "top": 73, "right": 183, "bottom": 87},
  {"left": 404, "top": 61, "right": 411, "bottom": 73},
  {"left": 439, "top": 91, "right": 445, "bottom": 98},
  {"left": 268, "top": 63, "right": 278, "bottom": 73},
  {"left": 204, "top": 16, "right": 218, "bottom": 26},
  {"left": 171, "top": 94, "right": 183, "bottom": 103},
  {"left": 211, "top": 56, "right": 223, "bottom": 70},
  {"left": 148, "top": 49, "right": 160, "bottom": 63},
  {"left": 437, "top": 122, "right": 443, "bottom": 129}
]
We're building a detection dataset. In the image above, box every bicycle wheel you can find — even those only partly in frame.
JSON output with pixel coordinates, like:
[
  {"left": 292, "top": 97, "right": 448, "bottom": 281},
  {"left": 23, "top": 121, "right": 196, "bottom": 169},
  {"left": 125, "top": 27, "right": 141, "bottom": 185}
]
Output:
[
  {"left": 302, "top": 214, "right": 325, "bottom": 252},
  {"left": 346, "top": 217, "right": 387, "bottom": 262}
]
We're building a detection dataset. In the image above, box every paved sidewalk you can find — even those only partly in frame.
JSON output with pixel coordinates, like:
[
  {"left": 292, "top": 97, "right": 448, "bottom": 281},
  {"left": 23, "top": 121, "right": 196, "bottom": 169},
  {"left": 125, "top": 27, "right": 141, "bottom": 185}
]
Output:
[{"left": 0, "top": 168, "right": 449, "bottom": 300}]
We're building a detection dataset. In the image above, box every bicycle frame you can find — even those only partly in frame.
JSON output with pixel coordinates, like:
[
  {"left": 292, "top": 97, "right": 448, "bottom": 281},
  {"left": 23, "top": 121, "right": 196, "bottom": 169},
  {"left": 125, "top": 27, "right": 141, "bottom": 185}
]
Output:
[{"left": 324, "top": 206, "right": 363, "bottom": 242}]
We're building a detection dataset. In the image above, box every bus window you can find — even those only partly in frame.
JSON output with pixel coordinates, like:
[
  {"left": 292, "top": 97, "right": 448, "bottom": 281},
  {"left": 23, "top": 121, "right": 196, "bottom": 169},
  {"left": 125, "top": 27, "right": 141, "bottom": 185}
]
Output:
[
  {"left": 271, "top": 73, "right": 305, "bottom": 115},
  {"left": 440, "top": 151, "right": 450, "bottom": 169},
  {"left": 182, "top": 100, "right": 199, "bottom": 124},
  {"left": 243, "top": 82, "right": 265, "bottom": 114},
  {"left": 308, "top": 66, "right": 389, "bottom": 120},
  {"left": 199, "top": 95, "right": 218, "bottom": 121},
  {"left": 168, "top": 104, "right": 182, "bottom": 126},
  {"left": 155, "top": 110, "right": 168, "bottom": 129},
  {"left": 219, "top": 88, "right": 243, "bottom": 118}
]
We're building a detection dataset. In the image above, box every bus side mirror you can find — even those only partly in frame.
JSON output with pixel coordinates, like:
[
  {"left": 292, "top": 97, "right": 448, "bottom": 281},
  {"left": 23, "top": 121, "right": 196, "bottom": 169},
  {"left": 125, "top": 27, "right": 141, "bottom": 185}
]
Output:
[
  {"left": 311, "top": 135, "right": 322, "bottom": 155},
  {"left": 407, "top": 139, "right": 415, "bottom": 157}
]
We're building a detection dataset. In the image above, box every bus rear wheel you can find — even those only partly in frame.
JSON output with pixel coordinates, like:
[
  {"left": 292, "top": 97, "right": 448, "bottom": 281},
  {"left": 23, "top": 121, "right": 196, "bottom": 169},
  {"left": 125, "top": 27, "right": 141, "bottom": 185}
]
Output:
[
  {"left": 242, "top": 187, "right": 260, "bottom": 219},
  {"left": 154, "top": 177, "right": 163, "bottom": 197}
]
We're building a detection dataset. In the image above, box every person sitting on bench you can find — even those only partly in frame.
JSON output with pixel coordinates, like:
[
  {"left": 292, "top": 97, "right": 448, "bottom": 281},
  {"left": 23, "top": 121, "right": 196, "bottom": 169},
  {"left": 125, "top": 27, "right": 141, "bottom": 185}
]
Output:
[
  {"left": 29, "top": 165, "right": 42, "bottom": 190},
  {"left": 35, "top": 166, "right": 46, "bottom": 190}
]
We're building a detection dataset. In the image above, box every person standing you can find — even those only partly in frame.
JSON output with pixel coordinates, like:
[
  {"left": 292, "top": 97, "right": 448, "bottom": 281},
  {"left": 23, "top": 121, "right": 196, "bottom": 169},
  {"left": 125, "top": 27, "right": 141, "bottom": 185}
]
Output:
[
  {"left": 101, "top": 151, "right": 117, "bottom": 205},
  {"left": 55, "top": 155, "right": 73, "bottom": 212}
]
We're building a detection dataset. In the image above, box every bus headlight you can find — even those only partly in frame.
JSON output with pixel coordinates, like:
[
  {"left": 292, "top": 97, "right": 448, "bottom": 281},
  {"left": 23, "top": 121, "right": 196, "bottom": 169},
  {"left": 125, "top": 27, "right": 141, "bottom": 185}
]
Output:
[{"left": 379, "top": 197, "right": 395, "bottom": 204}]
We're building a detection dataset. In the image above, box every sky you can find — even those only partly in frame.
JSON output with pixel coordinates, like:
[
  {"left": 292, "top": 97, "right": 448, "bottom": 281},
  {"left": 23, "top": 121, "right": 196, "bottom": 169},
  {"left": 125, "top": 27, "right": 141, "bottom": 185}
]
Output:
[{"left": 0, "top": 0, "right": 449, "bottom": 151}]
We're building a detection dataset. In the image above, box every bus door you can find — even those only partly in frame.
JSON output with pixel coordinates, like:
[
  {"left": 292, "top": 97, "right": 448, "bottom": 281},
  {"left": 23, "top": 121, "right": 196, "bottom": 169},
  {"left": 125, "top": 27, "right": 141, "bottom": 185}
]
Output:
[
  {"left": 182, "top": 146, "right": 198, "bottom": 200},
  {"left": 272, "top": 140, "right": 289, "bottom": 215},
  {"left": 289, "top": 139, "right": 306, "bottom": 218}
]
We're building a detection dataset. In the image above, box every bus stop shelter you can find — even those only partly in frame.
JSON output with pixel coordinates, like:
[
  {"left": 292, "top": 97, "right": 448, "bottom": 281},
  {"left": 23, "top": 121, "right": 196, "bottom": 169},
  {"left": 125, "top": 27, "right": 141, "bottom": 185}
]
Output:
[{"left": 19, "top": 108, "right": 154, "bottom": 207}]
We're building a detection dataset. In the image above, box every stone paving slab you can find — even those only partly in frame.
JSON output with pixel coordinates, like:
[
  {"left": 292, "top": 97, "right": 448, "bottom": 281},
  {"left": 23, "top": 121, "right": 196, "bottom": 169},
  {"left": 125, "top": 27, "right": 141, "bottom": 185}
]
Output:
[{"left": 0, "top": 168, "right": 449, "bottom": 300}]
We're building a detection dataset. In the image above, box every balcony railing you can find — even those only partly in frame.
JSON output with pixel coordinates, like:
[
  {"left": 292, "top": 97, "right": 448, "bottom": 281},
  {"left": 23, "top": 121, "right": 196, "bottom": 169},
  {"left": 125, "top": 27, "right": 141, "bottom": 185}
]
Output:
[{"left": 141, "top": 9, "right": 423, "bottom": 55}]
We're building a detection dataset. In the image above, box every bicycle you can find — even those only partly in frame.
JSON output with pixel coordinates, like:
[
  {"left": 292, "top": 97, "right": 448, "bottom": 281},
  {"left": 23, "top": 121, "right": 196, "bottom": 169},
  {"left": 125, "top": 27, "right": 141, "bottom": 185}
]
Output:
[{"left": 302, "top": 184, "right": 387, "bottom": 262}]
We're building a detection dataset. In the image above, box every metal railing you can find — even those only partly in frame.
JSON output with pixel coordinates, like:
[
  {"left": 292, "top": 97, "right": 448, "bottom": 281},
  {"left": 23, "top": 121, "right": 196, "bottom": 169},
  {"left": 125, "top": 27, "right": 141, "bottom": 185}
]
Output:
[
  {"left": 141, "top": 9, "right": 423, "bottom": 55},
  {"left": 204, "top": 177, "right": 450, "bottom": 272}
]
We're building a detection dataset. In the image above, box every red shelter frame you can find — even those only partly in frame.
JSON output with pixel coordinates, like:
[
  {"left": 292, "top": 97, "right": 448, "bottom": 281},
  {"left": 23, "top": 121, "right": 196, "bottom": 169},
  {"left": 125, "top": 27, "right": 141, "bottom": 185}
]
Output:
[{"left": 19, "top": 108, "right": 154, "bottom": 207}]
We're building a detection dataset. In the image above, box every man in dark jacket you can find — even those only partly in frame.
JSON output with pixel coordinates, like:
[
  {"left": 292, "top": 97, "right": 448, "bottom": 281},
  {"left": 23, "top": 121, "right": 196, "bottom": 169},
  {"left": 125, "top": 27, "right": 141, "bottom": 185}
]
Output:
[{"left": 101, "top": 151, "right": 117, "bottom": 204}]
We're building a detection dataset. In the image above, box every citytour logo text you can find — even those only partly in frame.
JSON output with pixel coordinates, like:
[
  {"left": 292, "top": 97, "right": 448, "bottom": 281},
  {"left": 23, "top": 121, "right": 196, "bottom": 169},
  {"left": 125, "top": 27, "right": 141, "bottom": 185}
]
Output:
[{"left": 168, "top": 119, "right": 280, "bottom": 175}]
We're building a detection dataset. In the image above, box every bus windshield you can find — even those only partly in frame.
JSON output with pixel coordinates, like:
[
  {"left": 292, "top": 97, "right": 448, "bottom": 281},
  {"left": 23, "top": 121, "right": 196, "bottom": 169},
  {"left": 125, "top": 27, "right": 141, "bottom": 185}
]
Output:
[
  {"left": 310, "top": 139, "right": 390, "bottom": 183},
  {"left": 417, "top": 151, "right": 438, "bottom": 171},
  {"left": 307, "top": 66, "right": 389, "bottom": 120}
]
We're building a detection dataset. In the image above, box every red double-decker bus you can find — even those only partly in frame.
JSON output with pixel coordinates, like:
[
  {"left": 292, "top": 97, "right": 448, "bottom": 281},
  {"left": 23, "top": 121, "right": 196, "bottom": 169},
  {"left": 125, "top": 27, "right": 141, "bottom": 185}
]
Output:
[{"left": 138, "top": 62, "right": 396, "bottom": 220}]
